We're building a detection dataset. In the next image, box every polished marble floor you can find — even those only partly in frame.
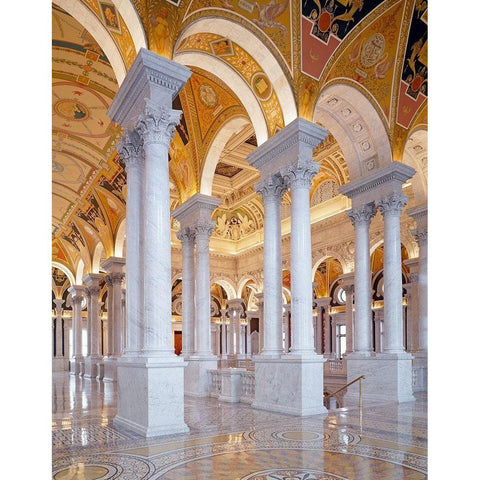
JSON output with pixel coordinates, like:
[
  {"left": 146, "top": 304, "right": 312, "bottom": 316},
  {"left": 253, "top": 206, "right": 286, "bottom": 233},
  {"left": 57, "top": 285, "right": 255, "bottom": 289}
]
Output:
[{"left": 52, "top": 372, "right": 427, "bottom": 479}]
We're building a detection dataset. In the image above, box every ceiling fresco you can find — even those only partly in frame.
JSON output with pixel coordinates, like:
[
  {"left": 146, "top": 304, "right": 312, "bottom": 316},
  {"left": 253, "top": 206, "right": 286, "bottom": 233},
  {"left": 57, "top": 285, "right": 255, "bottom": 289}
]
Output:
[{"left": 51, "top": 0, "right": 427, "bottom": 278}]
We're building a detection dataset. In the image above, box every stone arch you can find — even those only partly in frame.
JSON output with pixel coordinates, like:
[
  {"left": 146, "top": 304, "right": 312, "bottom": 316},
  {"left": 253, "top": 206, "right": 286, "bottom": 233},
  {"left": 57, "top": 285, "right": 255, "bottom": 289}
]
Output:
[
  {"left": 173, "top": 51, "right": 268, "bottom": 144},
  {"left": 111, "top": 0, "right": 147, "bottom": 53},
  {"left": 200, "top": 116, "right": 250, "bottom": 195},
  {"left": 313, "top": 82, "right": 392, "bottom": 182},
  {"left": 114, "top": 217, "right": 126, "bottom": 257},
  {"left": 52, "top": 261, "right": 75, "bottom": 287},
  {"left": 236, "top": 274, "right": 259, "bottom": 299},
  {"left": 54, "top": 0, "right": 126, "bottom": 84},
  {"left": 175, "top": 17, "right": 297, "bottom": 127},
  {"left": 75, "top": 258, "right": 85, "bottom": 285},
  {"left": 91, "top": 241, "right": 106, "bottom": 274},
  {"left": 211, "top": 276, "right": 236, "bottom": 300},
  {"left": 402, "top": 127, "right": 427, "bottom": 205},
  {"left": 312, "top": 253, "right": 348, "bottom": 281}
]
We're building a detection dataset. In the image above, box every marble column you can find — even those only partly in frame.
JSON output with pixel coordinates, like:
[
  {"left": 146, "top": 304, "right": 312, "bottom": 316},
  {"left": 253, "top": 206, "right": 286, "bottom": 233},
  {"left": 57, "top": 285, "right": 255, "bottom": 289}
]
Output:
[
  {"left": 83, "top": 273, "right": 103, "bottom": 378},
  {"left": 339, "top": 161, "right": 415, "bottom": 405},
  {"left": 220, "top": 308, "right": 228, "bottom": 358},
  {"left": 255, "top": 174, "right": 286, "bottom": 357},
  {"left": 374, "top": 309, "right": 383, "bottom": 353},
  {"left": 107, "top": 49, "right": 191, "bottom": 437},
  {"left": 68, "top": 285, "right": 86, "bottom": 375},
  {"left": 102, "top": 257, "right": 125, "bottom": 382},
  {"left": 376, "top": 193, "right": 408, "bottom": 355},
  {"left": 53, "top": 299, "right": 66, "bottom": 372},
  {"left": 346, "top": 204, "right": 376, "bottom": 356},
  {"left": 282, "top": 304, "right": 291, "bottom": 353},
  {"left": 254, "top": 293, "right": 264, "bottom": 354},
  {"left": 227, "top": 298, "right": 244, "bottom": 358},
  {"left": 117, "top": 130, "right": 144, "bottom": 356},
  {"left": 176, "top": 227, "right": 195, "bottom": 358},
  {"left": 339, "top": 273, "right": 355, "bottom": 356},
  {"left": 248, "top": 118, "right": 329, "bottom": 416},
  {"left": 313, "top": 297, "right": 330, "bottom": 355}
]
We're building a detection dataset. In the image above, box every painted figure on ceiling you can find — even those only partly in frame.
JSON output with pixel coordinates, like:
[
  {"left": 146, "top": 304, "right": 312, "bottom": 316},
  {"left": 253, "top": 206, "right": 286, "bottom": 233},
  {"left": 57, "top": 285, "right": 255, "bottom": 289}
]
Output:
[
  {"left": 252, "top": 0, "right": 289, "bottom": 32},
  {"left": 150, "top": 6, "right": 170, "bottom": 55}
]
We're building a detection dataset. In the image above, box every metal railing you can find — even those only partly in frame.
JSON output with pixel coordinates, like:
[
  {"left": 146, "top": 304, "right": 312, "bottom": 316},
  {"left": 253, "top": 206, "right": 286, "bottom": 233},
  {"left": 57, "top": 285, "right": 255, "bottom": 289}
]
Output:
[{"left": 324, "top": 375, "right": 366, "bottom": 409}]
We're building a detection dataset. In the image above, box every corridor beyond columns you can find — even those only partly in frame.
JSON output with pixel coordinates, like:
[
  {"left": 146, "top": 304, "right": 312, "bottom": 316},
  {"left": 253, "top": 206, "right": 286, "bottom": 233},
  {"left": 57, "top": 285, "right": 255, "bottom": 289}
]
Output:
[{"left": 52, "top": 372, "right": 427, "bottom": 479}]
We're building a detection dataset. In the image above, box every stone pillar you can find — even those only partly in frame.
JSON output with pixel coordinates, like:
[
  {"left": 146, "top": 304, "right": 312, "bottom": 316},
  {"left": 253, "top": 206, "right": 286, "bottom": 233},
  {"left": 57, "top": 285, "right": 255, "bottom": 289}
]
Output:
[
  {"left": 220, "top": 308, "right": 228, "bottom": 358},
  {"left": 339, "top": 274, "right": 355, "bottom": 356},
  {"left": 53, "top": 299, "right": 66, "bottom": 372},
  {"left": 107, "top": 49, "right": 191, "bottom": 437},
  {"left": 102, "top": 257, "right": 125, "bottom": 382},
  {"left": 83, "top": 273, "right": 103, "bottom": 378},
  {"left": 227, "top": 298, "right": 244, "bottom": 358},
  {"left": 247, "top": 118, "right": 328, "bottom": 416},
  {"left": 373, "top": 309, "right": 384, "bottom": 353},
  {"left": 376, "top": 193, "right": 408, "bottom": 355},
  {"left": 117, "top": 130, "right": 144, "bottom": 356},
  {"left": 346, "top": 204, "right": 376, "bottom": 356},
  {"left": 339, "top": 161, "right": 415, "bottom": 405},
  {"left": 255, "top": 174, "right": 286, "bottom": 357},
  {"left": 68, "top": 285, "right": 86, "bottom": 375},
  {"left": 282, "top": 304, "right": 291, "bottom": 353},
  {"left": 313, "top": 297, "right": 330, "bottom": 355},
  {"left": 253, "top": 293, "right": 264, "bottom": 353},
  {"left": 172, "top": 193, "right": 221, "bottom": 396},
  {"left": 245, "top": 312, "right": 253, "bottom": 356},
  {"left": 215, "top": 323, "right": 221, "bottom": 356},
  {"left": 176, "top": 227, "right": 195, "bottom": 358}
]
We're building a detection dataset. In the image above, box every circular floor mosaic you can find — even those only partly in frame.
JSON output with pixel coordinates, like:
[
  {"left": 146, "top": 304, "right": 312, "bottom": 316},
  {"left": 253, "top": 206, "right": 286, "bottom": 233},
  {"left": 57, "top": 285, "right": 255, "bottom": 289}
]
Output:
[{"left": 241, "top": 469, "right": 348, "bottom": 480}]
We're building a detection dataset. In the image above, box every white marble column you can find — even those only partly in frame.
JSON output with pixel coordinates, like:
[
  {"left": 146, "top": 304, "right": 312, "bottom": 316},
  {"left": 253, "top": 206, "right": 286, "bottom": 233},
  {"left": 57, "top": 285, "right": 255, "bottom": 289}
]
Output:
[
  {"left": 254, "top": 293, "right": 264, "bottom": 354},
  {"left": 53, "top": 299, "right": 66, "bottom": 372},
  {"left": 227, "top": 298, "right": 244, "bottom": 358},
  {"left": 68, "top": 285, "right": 86, "bottom": 375},
  {"left": 256, "top": 174, "right": 286, "bottom": 357},
  {"left": 376, "top": 193, "right": 408, "bottom": 354},
  {"left": 117, "top": 130, "right": 144, "bottom": 356},
  {"left": 245, "top": 312, "right": 252, "bottom": 356},
  {"left": 83, "top": 273, "right": 103, "bottom": 378},
  {"left": 220, "top": 308, "right": 228, "bottom": 358},
  {"left": 107, "top": 48, "right": 191, "bottom": 437},
  {"left": 282, "top": 304, "right": 291, "bottom": 353},
  {"left": 346, "top": 204, "right": 376, "bottom": 356},
  {"left": 176, "top": 227, "right": 195, "bottom": 358},
  {"left": 281, "top": 160, "right": 318, "bottom": 356},
  {"left": 339, "top": 274, "right": 355, "bottom": 356},
  {"left": 374, "top": 309, "right": 383, "bottom": 353}
]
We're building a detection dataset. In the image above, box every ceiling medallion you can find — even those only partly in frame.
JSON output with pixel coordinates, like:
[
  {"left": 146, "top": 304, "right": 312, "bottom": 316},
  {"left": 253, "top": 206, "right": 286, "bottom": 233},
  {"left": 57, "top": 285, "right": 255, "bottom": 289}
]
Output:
[
  {"left": 198, "top": 83, "right": 218, "bottom": 108},
  {"left": 54, "top": 99, "right": 89, "bottom": 121},
  {"left": 251, "top": 72, "right": 273, "bottom": 102}
]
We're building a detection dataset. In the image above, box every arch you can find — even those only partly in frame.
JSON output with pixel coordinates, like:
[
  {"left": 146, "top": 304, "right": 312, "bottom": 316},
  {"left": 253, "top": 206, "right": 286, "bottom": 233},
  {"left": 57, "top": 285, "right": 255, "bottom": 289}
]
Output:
[
  {"left": 91, "top": 241, "right": 106, "bottom": 274},
  {"left": 111, "top": 0, "right": 148, "bottom": 53},
  {"left": 75, "top": 258, "right": 85, "bottom": 285},
  {"left": 402, "top": 128, "right": 427, "bottom": 205},
  {"left": 174, "top": 51, "right": 268, "bottom": 144},
  {"left": 176, "top": 17, "right": 297, "bottom": 126},
  {"left": 54, "top": 0, "right": 126, "bottom": 84},
  {"left": 211, "top": 277, "right": 236, "bottom": 300},
  {"left": 200, "top": 116, "right": 250, "bottom": 195},
  {"left": 313, "top": 83, "right": 392, "bottom": 182},
  {"left": 235, "top": 274, "right": 259, "bottom": 299},
  {"left": 52, "top": 261, "right": 75, "bottom": 287},
  {"left": 312, "top": 254, "right": 348, "bottom": 281},
  {"left": 114, "top": 217, "right": 126, "bottom": 257}
]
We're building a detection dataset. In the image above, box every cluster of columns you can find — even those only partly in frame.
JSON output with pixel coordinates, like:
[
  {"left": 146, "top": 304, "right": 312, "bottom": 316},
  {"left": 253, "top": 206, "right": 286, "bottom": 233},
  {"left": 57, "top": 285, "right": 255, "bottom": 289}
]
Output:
[
  {"left": 107, "top": 48, "right": 192, "bottom": 437},
  {"left": 52, "top": 299, "right": 68, "bottom": 371},
  {"left": 172, "top": 193, "right": 220, "bottom": 397},
  {"left": 338, "top": 162, "right": 418, "bottom": 404},
  {"left": 246, "top": 118, "right": 329, "bottom": 416}
]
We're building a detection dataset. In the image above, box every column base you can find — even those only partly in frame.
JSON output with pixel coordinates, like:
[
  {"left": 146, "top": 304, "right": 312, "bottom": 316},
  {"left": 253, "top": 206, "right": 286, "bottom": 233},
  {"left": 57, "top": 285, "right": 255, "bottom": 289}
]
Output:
[
  {"left": 52, "top": 357, "right": 68, "bottom": 372},
  {"left": 344, "top": 353, "right": 415, "bottom": 406},
  {"left": 103, "top": 356, "right": 120, "bottom": 382},
  {"left": 84, "top": 356, "right": 102, "bottom": 378},
  {"left": 69, "top": 357, "right": 83, "bottom": 375},
  {"left": 252, "top": 354, "right": 328, "bottom": 416},
  {"left": 218, "top": 368, "right": 245, "bottom": 403},
  {"left": 184, "top": 356, "right": 218, "bottom": 397},
  {"left": 113, "top": 356, "right": 189, "bottom": 438}
]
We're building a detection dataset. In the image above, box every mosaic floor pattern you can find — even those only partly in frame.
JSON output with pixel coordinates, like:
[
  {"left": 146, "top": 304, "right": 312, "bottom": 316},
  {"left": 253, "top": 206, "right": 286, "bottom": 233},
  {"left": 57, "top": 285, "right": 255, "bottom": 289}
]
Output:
[{"left": 52, "top": 372, "right": 427, "bottom": 479}]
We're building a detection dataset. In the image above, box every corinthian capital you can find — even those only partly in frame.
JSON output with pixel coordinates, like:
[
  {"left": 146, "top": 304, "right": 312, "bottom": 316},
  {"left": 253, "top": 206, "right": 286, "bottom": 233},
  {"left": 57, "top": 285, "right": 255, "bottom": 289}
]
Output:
[
  {"left": 346, "top": 202, "right": 376, "bottom": 227},
  {"left": 106, "top": 272, "right": 125, "bottom": 287},
  {"left": 135, "top": 100, "right": 182, "bottom": 147},
  {"left": 176, "top": 227, "right": 195, "bottom": 244},
  {"left": 375, "top": 192, "right": 408, "bottom": 218},
  {"left": 117, "top": 129, "right": 144, "bottom": 173},
  {"left": 193, "top": 220, "right": 216, "bottom": 242},
  {"left": 411, "top": 227, "right": 428, "bottom": 247},
  {"left": 255, "top": 173, "right": 287, "bottom": 203},
  {"left": 281, "top": 158, "right": 319, "bottom": 189}
]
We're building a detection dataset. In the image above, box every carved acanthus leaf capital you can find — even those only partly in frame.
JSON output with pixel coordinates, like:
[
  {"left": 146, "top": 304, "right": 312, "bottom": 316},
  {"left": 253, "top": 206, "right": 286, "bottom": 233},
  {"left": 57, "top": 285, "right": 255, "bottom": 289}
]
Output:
[
  {"left": 411, "top": 227, "right": 428, "bottom": 247},
  {"left": 255, "top": 173, "right": 287, "bottom": 203},
  {"left": 193, "top": 220, "right": 216, "bottom": 244},
  {"left": 106, "top": 272, "right": 124, "bottom": 287},
  {"left": 346, "top": 203, "right": 376, "bottom": 227},
  {"left": 375, "top": 192, "right": 408, "bottom": 217},
  {"left": 281, "top": 158, "right": 319, "bottom": 189},
  {"left": 117, "top": 129, "right": 144, "bottom": 172},
  {"left": 135, "top": 101, "right": 182, "bottom": 147},
  {"left": 176, "top": 226, "right": 195, "bottom": 244}
]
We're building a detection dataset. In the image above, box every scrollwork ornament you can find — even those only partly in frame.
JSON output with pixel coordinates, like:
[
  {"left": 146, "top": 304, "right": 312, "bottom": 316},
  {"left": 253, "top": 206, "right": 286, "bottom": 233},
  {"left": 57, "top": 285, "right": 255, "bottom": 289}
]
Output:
[
  {"left": 176, "top": 227, "right": 195, "bottom": 244},
  {"left": 376, "top": 192, "right": 408, "bottom": 218},
  {"left": 255, "top": 174, "right": 287, "bottom": 203},
  {"left": 346, "top": 203, "right": 376, "bottom": 226},
  {"left": 281, "top": 159, "right": 319, "bottom": 189},
  {"left": 117, "top": 129, "right": 144, "bottom": 173},
  {"left": 193, "top": 220, "right": 216, "bottom": 245},
  {"left": 135, "top": 102, "right": 182, "bottom": 148}
]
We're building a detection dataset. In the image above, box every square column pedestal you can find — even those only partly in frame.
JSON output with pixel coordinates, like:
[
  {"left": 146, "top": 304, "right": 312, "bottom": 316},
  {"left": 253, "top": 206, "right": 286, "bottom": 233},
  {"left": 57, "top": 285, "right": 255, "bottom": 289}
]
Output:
[
  {"left": 52, "top": 358, "right": 68, "bottom": 372},
  {"left": 344, "top": 353, "right": 416, "bottom": 406},
  {"left": 252, "top": 355, "right": 328, "bottom": 416},
  {"left": 412, "top": 352, "right": 428, "bottom": 392},
  {"left": 103, "top": 357, "right": 119, "bottom": 382},
  {"left": 113, "top": 356, "right": 189, "bottom": 437},
  {"left": 184, "top": 356, "right": 218, "bottom": 397},
  {"left": 84, "top": 356, "right": 102, "bottom": 379}
]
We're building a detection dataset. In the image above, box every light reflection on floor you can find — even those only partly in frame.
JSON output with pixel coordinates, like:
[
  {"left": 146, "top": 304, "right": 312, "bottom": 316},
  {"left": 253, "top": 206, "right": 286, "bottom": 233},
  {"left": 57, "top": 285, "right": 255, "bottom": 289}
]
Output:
[{"left": 52, "top": 372, "right": 427, "bottom": 479}]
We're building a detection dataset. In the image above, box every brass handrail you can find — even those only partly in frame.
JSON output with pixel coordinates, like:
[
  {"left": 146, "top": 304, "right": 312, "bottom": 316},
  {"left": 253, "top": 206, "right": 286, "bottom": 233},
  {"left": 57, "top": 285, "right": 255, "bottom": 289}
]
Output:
[{"left": 324, "top": 375, "right": 366, "bottom": 409}]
